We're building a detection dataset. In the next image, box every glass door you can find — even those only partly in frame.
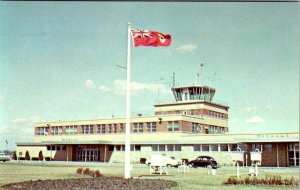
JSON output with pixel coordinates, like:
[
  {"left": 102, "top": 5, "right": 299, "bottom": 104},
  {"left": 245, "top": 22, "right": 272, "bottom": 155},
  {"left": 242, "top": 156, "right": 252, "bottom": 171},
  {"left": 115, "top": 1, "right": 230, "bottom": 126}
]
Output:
[{"left": 288, "top": 143, "right": 299, "bottom": 166}]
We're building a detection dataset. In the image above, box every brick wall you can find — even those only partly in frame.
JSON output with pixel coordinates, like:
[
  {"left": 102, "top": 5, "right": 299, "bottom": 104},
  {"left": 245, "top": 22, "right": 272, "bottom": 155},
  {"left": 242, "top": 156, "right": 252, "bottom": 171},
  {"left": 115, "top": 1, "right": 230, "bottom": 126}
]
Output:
[{"left": 261, "top": 143, "right": 288, "bottom": 167}]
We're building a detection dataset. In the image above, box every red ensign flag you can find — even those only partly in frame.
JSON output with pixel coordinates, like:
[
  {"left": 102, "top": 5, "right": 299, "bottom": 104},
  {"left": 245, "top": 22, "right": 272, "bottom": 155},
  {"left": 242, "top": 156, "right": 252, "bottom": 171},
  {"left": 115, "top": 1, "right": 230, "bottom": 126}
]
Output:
[{"left": 131, "top": 29, "right": 172, "bottom": 47}]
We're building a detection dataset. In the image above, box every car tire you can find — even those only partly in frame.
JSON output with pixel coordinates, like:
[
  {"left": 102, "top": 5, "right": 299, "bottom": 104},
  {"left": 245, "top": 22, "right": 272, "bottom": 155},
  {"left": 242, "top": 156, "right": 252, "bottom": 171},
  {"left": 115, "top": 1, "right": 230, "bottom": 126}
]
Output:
[
  {"left": 188, "top": 163, "right": 194, "bottom": 168},
  {"left": 207, "top": 165, "right": 212, "bottom": 169}
]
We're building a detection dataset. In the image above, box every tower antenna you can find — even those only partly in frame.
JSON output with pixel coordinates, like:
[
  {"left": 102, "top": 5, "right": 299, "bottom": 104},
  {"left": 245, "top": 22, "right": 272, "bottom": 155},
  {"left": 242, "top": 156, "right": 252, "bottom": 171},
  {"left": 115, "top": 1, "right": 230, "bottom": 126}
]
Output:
[
  {"left": 197, "top": 57, "right": 205, "bottom": 85},
  {"left": 172, "top": 72, "right": 176, "bottom": 87}
]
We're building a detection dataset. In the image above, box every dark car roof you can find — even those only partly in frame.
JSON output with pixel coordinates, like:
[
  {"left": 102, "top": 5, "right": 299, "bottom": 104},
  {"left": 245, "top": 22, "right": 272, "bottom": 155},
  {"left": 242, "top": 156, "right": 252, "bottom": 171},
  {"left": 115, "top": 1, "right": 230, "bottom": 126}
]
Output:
[{"left": 197, "top": 156, "right": 214, "bottom": 159}]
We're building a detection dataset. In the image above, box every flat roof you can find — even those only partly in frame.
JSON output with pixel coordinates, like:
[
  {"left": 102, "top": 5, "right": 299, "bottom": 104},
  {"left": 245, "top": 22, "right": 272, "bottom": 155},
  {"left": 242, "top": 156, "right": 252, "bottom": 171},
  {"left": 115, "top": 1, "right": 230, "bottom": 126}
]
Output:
[
  {"left": 16, "top": 132, "right": 299, "bottom": 145},
  {"left": 172, "top": 85, "right": 216, "bottom": 92},
  {"left": 154, "top": 100, "right": 229, "bottom": 109}
]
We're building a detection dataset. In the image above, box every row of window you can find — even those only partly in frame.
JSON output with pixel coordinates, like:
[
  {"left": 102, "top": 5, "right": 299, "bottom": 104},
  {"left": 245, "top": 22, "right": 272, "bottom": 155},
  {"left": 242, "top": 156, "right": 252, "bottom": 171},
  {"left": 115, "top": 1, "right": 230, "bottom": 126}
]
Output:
[
  {"left": 191, "top": 123, "right": 227, "bottom": 134},
  {"left": 207, "top": 125, "right": 227, "bottom": 134},
  {"left": 208, "top": 110, "right": 226, "bottom": 119},
  {"left": 36, "top": 122, "right": 156, "bottom": 136},
  {"left": 158, "top": 109, "right": 227, "bottom": 119},
  {"left": 42, "top": 143, "right": 273, "bottom": 152},
  {"left": 46, "top": 145, "right": 66, "bottom": 151},
  {"left": 108, "top": 144, "right": 272, "bottom": 152},
  {"left": 36, "top": 122, "right": 226, "bottom": 136}
]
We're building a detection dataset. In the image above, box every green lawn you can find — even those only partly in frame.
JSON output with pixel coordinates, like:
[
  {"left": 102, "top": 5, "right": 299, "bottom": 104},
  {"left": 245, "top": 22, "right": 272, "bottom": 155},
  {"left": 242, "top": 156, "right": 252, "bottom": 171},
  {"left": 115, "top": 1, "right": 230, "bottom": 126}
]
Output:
[{"left": 0, "top": 161, "right": 298, "bottom": 190}]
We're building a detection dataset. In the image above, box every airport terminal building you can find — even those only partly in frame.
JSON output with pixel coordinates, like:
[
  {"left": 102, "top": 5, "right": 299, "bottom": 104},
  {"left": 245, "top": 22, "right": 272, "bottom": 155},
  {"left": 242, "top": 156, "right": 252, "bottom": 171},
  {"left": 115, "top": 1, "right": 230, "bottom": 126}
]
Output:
[{"left": 16, "top": 85, "right": 299, "bottom": 167}]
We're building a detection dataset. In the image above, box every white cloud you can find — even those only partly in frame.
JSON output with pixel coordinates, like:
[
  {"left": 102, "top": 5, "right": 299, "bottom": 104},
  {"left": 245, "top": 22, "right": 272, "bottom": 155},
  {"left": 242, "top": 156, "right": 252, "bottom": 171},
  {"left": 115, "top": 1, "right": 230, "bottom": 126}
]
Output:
[
  {"left": 12, "top": 118, "right": 30, "bottom": 123},
  {"left": 98, "top": 85, "right": 111, "bottom": 93},
  {"left": 245, "top": 116, "right": 265, "bottom": 124},
  {"left": 243, "top": 106, "right": 258, "bottom": 112},
  {"left": 176, "top": 44, "right": 198, "bottom": 52},
  {"left": 98, "top": 79, "right": 167, "bottom": 96},
  {"left": 266, "top": 105, "right": 272, "bottom": 110},
  {"left": 84, "top": 79, "right": 95, "bottom": 89}
]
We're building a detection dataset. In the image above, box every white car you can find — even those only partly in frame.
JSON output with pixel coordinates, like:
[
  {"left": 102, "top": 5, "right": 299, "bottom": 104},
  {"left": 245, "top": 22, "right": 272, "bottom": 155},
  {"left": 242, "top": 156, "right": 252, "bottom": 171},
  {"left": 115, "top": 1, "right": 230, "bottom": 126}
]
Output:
[
  {"left": 147, "top": 155, "right": 182, "bottom": 167},
  {"left": 165, "top": 156, "right": 182, "bottom": 167},
  {"left": 0, "top": 152, "right": 10, "bottom": 162}
]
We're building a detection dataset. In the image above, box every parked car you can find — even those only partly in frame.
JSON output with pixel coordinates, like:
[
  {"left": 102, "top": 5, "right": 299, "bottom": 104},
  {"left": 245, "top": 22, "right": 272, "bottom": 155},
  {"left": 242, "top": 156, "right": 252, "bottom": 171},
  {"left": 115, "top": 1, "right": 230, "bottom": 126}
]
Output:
[
  {"left": 165, "top": 156, "right": 182, "bottom": 167},
  {"left": 147, "top": 155, "right": 182, "bottom": 167},
  {"left": 187, "top": 156, "right": 218, "bottom": 169},
  {"left": 0, "top": 152, "right": 10, "bottom": 162}
]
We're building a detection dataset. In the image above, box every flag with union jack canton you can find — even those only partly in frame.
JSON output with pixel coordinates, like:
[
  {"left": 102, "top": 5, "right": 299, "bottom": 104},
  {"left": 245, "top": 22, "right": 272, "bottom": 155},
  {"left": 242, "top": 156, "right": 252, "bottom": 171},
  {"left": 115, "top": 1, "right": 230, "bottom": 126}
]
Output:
[{"left": 131, "top": 29, "right": 172, "bottom": 47}]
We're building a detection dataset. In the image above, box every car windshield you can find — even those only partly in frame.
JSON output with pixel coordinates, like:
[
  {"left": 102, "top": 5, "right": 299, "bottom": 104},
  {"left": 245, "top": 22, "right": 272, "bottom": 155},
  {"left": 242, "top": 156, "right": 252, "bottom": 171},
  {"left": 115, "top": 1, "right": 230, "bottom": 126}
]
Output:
[{"left": 198, "top": 156, "right": 214, "bottom": 161}]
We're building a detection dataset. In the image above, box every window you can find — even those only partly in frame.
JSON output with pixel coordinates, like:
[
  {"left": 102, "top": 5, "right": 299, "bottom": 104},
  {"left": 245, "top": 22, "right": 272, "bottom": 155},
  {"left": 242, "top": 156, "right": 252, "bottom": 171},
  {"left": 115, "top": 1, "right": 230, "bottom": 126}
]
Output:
[
  {"left": 192, "top": 123, "right": 201, "bottom": 133},
  {"left": 135, "top": 145, "right": 141, "bottom": 151},
  {"left": 220, "top": 144, "right": 228, "bottom": 151},
  {"left": 146, "top": 122, "right": 156, "bottom": 132},
  {"left": 97, "top": 124, "right": 106, "bottom": 134},
  {"left": 81, "top": 125, "right": 93, "bottom": 134},
  {"left": 220, "top": 127, "right": 225, "bottom": 134},
  {"left": 108, "top": 124, "right": 112, "bottom": 133},
  {"left": 202, "top": 144, "right": 209, "bottom": 151},
  {"left": 193, "top": 145, "right": 200, "bottom": 151},
  {"left": 115, "top": 145, "right": 122, "bottom": 151},
  {"left": 210, "top": 144, "right": 218, "bottom": 151},
  {"left": 51, "top": 126, "right": 62, "bottom": 135},
  {"left": 130, "top": 145, "right": 141, "bottom": 151},
  {"left": 108, "top": 145, "right": 114, "bottom": 151},
  {"left": 252, "top": 144, "right": 262, "bottom": 151},
  {"left": 159, "top": 145, "right": 165, "bottom": 151},
  {"left": 167, "top": 145, "right": 174, "bottom": 151},
  {"left": 66, "top": 125, "right": 77, "bottom": 135},
  {"left": 133, "top": 123, "right": 143, "bottom": 133},
  {"left": 209, "top": 125, "right": 218, "bottom": 134},
  {"left": 238, "top": 144, "right": 247, "bottom": 151},
  {"left": 152, "top": 145, "right": 166, "bottom": 151},
  {"left": 168, "top": 121, "right": 179, "bottom": 132},
  {"left": 229, "top": 144, "right": 238, "bottom": 151},
  {"left": 152, "top": 145, "right": 158, "bottom": 151},
  {"left": 37, "top": 127, "right": 49, "bottom": 136},
  {"left": 263, "top": 144, "right": 272, "bottom": 152},
  {"left": 174, "top": 145, "right": 181, "bottom": 151},
  {"left": 120, "top": 124, "right": 124, "bottom": 133},
  {"left": 113, "top": 124, "right": 117, "bottom": 133}
]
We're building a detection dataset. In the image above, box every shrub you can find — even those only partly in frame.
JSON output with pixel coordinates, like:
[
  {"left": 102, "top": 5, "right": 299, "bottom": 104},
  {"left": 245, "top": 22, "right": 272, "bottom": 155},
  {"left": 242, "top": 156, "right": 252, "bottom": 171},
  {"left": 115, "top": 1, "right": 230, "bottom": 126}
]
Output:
[
  {"left": 224, "top": 174, "right": 299, "bottom": 186},
  {"left": 224, "top": 177, "right": 238, "bottom": 185},
  {"left": 76, "top": 168, "right": 83, "bottom": 174},
  {"left": 88, "top": 170, "right": 95, "bottom": 177},
  {"left": 94, "top": 170, "right": 103, "bottom": 177},
  {"left": 12, "top": 152, "right": 17, "bottom": 160},
  {"left": 77, "top": 168, "right": 102, "bottom": 178},
  {"left": 83, "top": 168, "right": 90, "bottom": 175}
]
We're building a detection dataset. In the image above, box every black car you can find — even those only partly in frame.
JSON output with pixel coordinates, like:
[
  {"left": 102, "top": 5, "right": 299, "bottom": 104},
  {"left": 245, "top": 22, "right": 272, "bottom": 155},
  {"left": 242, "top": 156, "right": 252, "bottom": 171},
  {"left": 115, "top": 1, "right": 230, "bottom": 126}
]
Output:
[{"left": 187, "top": 156, "right": 218, "bottom": 169}]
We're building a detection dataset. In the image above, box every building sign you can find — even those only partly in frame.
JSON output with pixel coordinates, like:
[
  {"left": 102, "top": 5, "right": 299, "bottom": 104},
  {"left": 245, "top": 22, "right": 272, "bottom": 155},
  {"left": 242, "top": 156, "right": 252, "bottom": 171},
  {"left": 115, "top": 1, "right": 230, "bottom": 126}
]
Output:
[
  {"left": 256, "top": 133, "right": 289, "bottom": 139},
  {"left": 62, "top": 138, "right": 78, "bottom": 142}
]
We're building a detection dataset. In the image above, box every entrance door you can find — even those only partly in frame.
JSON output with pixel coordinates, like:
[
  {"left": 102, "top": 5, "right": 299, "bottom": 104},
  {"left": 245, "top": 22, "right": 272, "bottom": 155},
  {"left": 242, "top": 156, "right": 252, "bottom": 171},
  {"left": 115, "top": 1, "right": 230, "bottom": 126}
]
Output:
[
  {"left": 77, "top": 146, "right": 100, "bottom": 162},
  {"left": 288, "top": 143, "right": 299, "bottom": 166}
]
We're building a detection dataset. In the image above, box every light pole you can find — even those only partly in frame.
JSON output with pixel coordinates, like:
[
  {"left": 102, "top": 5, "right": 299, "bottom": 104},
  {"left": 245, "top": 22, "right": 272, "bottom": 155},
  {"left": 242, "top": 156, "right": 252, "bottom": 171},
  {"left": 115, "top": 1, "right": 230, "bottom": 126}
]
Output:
[{"left": 5, "top": 140, "right": 8, "bottom": 151}]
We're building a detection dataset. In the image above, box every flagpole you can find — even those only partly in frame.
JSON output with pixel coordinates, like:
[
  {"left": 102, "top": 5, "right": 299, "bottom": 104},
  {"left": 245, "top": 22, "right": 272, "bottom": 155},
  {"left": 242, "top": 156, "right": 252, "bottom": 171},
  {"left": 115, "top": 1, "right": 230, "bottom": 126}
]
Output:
[{"left": 124, "top": 22, "right": 132, "bottom": 179}]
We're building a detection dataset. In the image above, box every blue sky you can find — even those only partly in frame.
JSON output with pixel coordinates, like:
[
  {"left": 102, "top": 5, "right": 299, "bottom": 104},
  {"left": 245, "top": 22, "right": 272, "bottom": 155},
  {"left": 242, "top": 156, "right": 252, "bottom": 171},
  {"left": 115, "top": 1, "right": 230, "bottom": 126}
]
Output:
[{"left": 0, "top": 2, "right": 299, "bottom": 150}]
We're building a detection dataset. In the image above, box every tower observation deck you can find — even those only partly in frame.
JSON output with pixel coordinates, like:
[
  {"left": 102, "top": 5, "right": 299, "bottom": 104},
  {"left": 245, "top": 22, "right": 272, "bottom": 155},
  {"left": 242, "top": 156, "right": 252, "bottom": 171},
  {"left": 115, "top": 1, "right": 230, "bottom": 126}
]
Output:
[{"left": 172, "top": 85, "right": 216, "bottom": 103}]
